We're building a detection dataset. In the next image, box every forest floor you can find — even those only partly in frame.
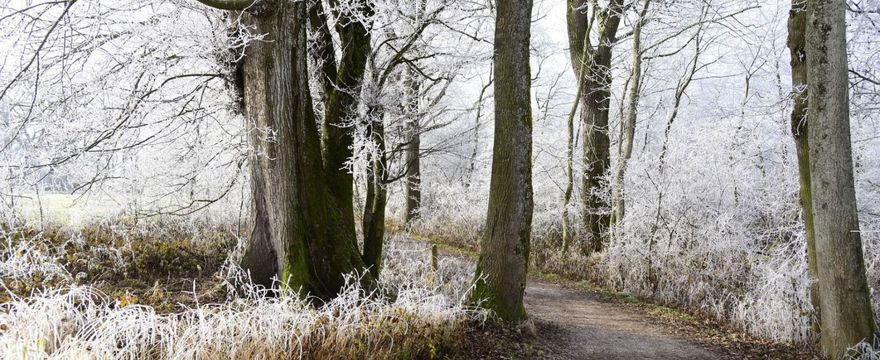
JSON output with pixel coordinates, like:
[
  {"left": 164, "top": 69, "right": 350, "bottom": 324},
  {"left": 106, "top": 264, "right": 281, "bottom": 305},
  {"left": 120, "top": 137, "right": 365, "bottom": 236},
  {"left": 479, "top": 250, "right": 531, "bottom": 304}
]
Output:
[{"left": 433, "top": 243, "right": 817, "bottom": 360}]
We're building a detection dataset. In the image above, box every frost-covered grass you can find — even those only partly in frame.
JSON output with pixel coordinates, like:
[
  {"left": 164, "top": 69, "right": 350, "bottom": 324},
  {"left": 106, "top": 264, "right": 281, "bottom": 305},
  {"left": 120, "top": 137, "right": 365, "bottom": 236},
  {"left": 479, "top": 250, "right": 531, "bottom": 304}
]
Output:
[
  {"left": 401, "top": 178, "right": 879, "bottom": 351},
  {"left": 0, "top": 221, "right": 481, "bottom": 359},
  {"left": 848, "top": 337, "right": 880, "bottom": 360}
]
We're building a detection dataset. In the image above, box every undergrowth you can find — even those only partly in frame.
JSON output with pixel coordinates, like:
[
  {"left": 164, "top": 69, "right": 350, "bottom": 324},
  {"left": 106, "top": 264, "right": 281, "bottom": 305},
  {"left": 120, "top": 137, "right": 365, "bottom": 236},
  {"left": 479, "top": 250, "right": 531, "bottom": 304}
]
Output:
[
  {"left": 0, "top": 220, "right": 482, "bottom": 359},
  {"left": 397, "top": 179, "right": 880, "bottom": 357}
]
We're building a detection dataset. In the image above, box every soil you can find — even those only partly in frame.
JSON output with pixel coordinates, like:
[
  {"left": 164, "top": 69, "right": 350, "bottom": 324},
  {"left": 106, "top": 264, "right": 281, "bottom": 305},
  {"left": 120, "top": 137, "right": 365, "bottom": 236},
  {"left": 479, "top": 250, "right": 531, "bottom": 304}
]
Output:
[
  {"left": 523, "top": 279, "right": 725, "bottom": 359},
  {"left": 443, "top": 247, "right": 817, "bottom": 359}
]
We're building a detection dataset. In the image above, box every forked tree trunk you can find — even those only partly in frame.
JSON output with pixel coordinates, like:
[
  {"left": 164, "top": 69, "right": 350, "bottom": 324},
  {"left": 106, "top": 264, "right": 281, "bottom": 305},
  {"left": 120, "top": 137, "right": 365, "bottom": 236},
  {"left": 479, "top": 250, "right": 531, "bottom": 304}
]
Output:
[
  {"left": 805, "top": 0, "right": 876, "bottom": 356},
  {"left": 470, "top": 0, "right": 533, "bottom": 322},
  {"left": 234, "top": 3, "right": 369, "bottom": 299},
  {"left": 786, "top": 0, "right": 820, "bottom": 336},
  {"left": 312, "top": 0, "right": 373, "bottom": 249},
  {"left": 567, "top": 0, "right": 625, "bottom": 254}
]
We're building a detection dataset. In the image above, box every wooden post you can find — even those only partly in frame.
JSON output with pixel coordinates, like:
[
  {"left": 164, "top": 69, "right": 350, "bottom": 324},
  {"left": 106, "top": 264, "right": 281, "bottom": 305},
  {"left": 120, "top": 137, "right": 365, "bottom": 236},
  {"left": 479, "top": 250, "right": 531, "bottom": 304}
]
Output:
[
  {"left": 431, "top": 244, "right": 438, "bottom": 272},
  {"left": 429, "top": 244, "right": 438, "bottom": 287}
]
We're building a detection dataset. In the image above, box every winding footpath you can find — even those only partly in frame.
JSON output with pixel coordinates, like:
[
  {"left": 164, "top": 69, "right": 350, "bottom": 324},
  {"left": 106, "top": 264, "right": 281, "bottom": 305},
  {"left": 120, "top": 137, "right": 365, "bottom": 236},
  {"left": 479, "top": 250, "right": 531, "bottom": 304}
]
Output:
[
  {"left": 425, "top": 239, "right": 800, "bottom": 359},
  {"left": 524, "top": 279, "right": 726, "bottom": 359}
]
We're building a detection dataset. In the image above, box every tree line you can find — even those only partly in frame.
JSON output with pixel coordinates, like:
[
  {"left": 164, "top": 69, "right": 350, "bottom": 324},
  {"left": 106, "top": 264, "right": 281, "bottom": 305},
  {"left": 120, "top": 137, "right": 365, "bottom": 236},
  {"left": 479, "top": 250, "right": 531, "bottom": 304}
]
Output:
[{"left": 0, "top": 0, "right": 873, "bottom": 358}]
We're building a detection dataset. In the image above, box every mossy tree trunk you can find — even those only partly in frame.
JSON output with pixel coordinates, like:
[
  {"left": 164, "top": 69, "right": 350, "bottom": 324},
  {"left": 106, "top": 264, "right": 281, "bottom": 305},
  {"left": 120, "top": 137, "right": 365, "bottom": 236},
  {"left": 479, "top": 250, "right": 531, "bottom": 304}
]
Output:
[
  {"left": 470, "top": 0, "right": 533, "bottom": 323},
  {"left": 311, "top": 0, "right": 374, "bottom": 250},
  {"left": 786, "top": 0, "right": 821, "bottom": 337},
  {"left": 198, "top": 0, "right": 371, "bottom": 299},
  {"left": 805, "top": 0, "right": 877, "bottom": 357},
  {"left": 567, "top": 0, "right": 626, "bottom": 254}
]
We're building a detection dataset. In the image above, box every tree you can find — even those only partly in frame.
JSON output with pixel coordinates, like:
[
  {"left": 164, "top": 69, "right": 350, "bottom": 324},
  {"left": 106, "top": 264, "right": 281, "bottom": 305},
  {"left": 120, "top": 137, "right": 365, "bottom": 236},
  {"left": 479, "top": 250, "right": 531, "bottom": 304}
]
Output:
[
  {"left": 470, "top": 0, "right": 533, "bottom": 322},
  {"left": 403, "top": 68, "right": 422, "bottom": 225},
  {"left": 304, "top": 0, "right": 377, "bottom": 278},
  {"left": 309, "top": 0, "right": 373, "bottom": 245},
  {"left": 567, "top": 0, "right": 627, "bottom": 254},
  {"left": 805, "top": 0, "right": 876, "bottom": 356},
  {"left": 786, "top": 0, "right": 820, "bottom": 336},
  {"left": 358, "top": 0, "right": 464, "bottom": 276},
  {"left": 609, "top": 0, "right": 651, "bottom": 240},
  {"left": 197, "top": 0, "right": 372, "bottom": 298}
]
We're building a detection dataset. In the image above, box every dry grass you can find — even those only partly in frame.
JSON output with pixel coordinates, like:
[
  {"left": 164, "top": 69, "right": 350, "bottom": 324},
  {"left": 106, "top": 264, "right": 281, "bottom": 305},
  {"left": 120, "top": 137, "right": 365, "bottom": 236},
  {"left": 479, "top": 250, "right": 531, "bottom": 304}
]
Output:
[{"left": 0, "top": 221, "right": 482, "bottom": 359}]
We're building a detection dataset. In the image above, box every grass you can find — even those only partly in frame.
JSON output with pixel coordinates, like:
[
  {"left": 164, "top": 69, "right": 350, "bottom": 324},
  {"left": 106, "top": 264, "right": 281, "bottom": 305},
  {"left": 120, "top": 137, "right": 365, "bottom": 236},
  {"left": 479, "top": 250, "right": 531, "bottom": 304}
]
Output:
[
  {"left": 0, "top": 221, "right": 483, "bottom": 359},
  {"left": 14, "top": 193, "right": 124, "bottom": 226},
  {"left": 394, "top": 223, "right": 822, "bottom": 359}
]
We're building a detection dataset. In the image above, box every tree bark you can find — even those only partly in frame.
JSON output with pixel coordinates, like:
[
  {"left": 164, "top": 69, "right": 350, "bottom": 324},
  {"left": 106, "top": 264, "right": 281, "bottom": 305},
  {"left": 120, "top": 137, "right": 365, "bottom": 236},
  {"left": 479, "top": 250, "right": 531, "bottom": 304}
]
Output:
[
  {"left": 309, "top": 0, "right": 381, "bottom": 280},
  {"left": 230, "top": 2, "right": 369, "bottom": 299},
  {"left": 362, "top": 105, "right": 387, "bottom": 279},
  {"left": 404, "top": 69, "right": 422, "bottom": 225},
  {"left": 313, "top": 0, "right": 373, "bottom": 247},
  {"left": 560, "top": 82, "right": 579, "bottom": 254},
  {"left": 610, "top": 0, "right": 650, "bottom": 240},
  {"left": 470, "top": 0, "right": 533, "bottom": 322},
  {"left": 786, "top": 0, "right": 821, "bottom": 337},
  {"left": 567, "top": 0, "right": 626, "bottom": 254},
  {"left": 806, "top": 0, "right": 876, "bottom": 356}
]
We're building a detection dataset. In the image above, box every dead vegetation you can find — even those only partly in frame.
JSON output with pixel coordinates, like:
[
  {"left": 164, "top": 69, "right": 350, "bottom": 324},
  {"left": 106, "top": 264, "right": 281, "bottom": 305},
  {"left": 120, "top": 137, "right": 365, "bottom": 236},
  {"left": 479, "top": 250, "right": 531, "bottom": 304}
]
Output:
[{"left": 0, "top": 220, "right": 482, "bottom": 359}]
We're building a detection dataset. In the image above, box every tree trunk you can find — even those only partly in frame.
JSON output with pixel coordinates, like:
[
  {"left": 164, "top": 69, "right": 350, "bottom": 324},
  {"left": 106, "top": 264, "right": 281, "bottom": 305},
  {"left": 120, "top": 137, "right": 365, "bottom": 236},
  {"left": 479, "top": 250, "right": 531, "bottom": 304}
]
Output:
[
  {"left": 470, "top": 0, "right": 533, "bottom": 322},
  {"left": 362, "top": 105, "right": 387, "bottom": 279},
  {"left": 314, "top": 0, "right": 373, "bottom": 248},
  {"left": 235, "top": 3, "right": 369, "bottom": 299},
  {"left": 466, "top": 76, "right": 492, "bottom": 187},
  {"left": 806, "top": 0, "right": 876, "bottom": 357},
  {"left": 404, "top": 69, "right": 422, "bottom": 225},
  {"left": 567, "top": 0, "right": 625, "bottom": 254},
  {"left": 580, "top": 83, "right": 611, "bottom": 254},
  {"left": 786, "top": 0, "right": 820, "bottom": 337},
  {"left": 610, "top": 0, "right": 650, "bottom": 240},
  {"left": 560, "top": 83, "right": 579, "bottom": 254}
]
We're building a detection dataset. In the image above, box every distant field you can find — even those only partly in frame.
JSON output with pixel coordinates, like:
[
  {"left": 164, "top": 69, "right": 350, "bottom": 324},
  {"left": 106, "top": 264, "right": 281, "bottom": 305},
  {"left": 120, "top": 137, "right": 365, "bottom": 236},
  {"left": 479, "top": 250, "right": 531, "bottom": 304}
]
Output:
[{"left": 14, "top": 193, "right": 125, "bottom": 226}]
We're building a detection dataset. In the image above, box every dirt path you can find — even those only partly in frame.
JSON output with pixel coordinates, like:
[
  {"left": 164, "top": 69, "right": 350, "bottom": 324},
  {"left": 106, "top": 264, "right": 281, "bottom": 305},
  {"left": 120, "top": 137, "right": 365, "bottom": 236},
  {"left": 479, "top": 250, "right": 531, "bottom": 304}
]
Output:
[
  {"left": 426, "top": 241, "right": 805, "bottom": 359},
  {"left": 523, "top": 279, "right": 727, "bottom": 360}
]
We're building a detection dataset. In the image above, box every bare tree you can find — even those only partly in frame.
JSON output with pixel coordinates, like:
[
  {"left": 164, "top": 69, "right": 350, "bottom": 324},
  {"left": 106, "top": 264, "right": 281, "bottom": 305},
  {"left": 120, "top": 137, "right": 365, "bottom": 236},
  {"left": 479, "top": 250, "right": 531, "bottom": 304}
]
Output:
[
  {"left": 567, "top": 0, "right": 628, "bottom": 254},
  {"left": 191, "top": 0, "right": 374, "bottom": 298},
  {"left": 786, "top": 0, "right": 820, "bottom": 336},
  {"left": 470, "top": 0, "right": 533, "bottom": 322},
  {"left": 609, "top": 0, "right": 651, "bottom": 240},
  {"left": 805, "top": 0, "right": 876, "bottom": 356}
]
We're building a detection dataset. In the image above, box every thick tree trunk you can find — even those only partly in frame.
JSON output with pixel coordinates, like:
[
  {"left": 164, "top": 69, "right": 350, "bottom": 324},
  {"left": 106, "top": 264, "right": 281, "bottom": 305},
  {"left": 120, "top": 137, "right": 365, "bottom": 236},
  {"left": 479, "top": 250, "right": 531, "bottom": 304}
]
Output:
[
  {"left": 236, "top": 3, "right": 369, "bottom": 299},
  {"left": 580, "top": 83, "right": 611, "bottom": 253},
  {"left": 308, "top": 0, "right": 377, "bottom": 281},
  {"left": 567, "top": 0, "right": 625, "bottom": 254},
  {"left": 806, "top": 0, "right": 876, "bottom": 357},
  {"left": 404, "top": 71, "right": 422, "bottom": 225},
  {"left": 470, "top": 0, "right": 533, "bottom": 322},
  {"left": 312, "top": 0, "right": 373, "bottom": 248},
  {"left": 786, "top": 0, "right": 820, "bottom": 337}
]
